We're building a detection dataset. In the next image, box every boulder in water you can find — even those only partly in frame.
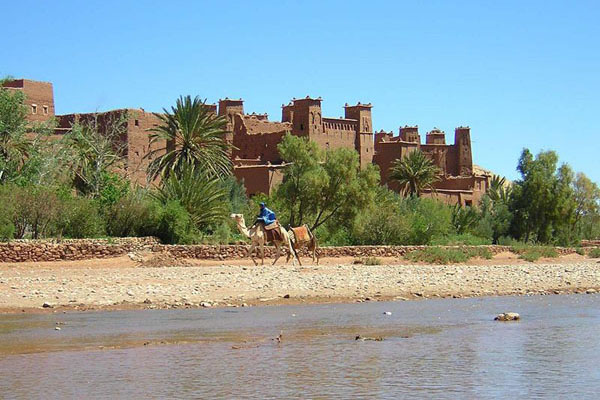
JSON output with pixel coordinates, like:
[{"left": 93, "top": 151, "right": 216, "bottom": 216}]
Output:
[{"left": 495, "top": 312, "right": 520, "bottom": 321}]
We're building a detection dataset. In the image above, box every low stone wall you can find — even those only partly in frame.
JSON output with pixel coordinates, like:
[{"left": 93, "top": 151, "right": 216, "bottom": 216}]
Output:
[
  {"left": 0, "top": 237, "right": 159, "bottom": 263},
  {"left": 0, "top": 237, "right": 594, "bottom": 263},
  {"left": 151, "top": 244, "right": 581, "bottom": 260},
  {"left": 582, "top": 240, "right": 600, "bottom": 247}
]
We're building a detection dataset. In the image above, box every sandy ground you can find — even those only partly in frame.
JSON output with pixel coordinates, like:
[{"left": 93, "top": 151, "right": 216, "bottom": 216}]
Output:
[{"left": 1, "top": 253, "right": 599, "bottom": 313}]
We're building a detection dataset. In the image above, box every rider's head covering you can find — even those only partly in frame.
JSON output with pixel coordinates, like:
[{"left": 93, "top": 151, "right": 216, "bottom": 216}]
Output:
[{"left": 259, "top": 202, "right": 266, "bottom": 208}]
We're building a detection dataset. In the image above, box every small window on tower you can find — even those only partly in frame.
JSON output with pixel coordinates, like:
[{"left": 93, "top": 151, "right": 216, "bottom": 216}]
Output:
[
  {"left": 135, "top": 119, "right": 140, "bottom": 127},
  {"left": 300, "top": 124, "right": 304, "bottom": 131},
  {"left": 31, "top": 104, "right": 37, "bottom": 114},
  {"left": 43, "top": 106, "right": 48, "bottom": 115}
]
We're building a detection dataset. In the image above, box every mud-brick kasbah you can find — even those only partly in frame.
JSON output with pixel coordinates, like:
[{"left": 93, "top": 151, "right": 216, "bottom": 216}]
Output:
[{"left": 3, "top": 78, "right": 491, "bottom": 205}]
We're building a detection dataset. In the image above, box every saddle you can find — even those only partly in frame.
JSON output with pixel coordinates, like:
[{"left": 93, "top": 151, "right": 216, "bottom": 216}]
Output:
[
  {"left": 290, "top": 225, "right": 310, "bottom": 243},
  {"left": 263, "top": 221, "right": 283, "bottom": 242}
]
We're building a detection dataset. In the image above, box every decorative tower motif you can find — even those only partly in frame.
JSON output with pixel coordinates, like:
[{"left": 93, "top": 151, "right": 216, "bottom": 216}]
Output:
[
  {"left": 454, "top": 126, "right": 473, "bottom": 175},
  {"left": 345, "top": 102, "right": 374, "bottom": 168}
]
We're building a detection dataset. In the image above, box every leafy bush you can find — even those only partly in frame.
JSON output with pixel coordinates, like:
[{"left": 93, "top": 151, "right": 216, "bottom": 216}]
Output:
[
  {"left": 354, "top": 256, "right": 382, "bottom": 265},
  {"left": 510, "top": 244, "right": 559, "bottom": 262},
  {"left": 155, "top": 200, "right": 198, "bottom": 244},
  {"left": 575, "top": 247, "right": 585, "bottom": 256},
  {"left": 351, "top": 204, "right": 410, "bottom": 245},
  {"left": 104, "top": 190, "right": 161, "bottom": 237},
  {"left": 0, "top": 195, "right": 15, "bottom": 241},
  {"left": 588, "top": 248, "right": 600, "bottom": 258},
  {"left": 405, "top": 246, "right": 492, "bottom": 264},
  {"left": 0, "top": 214, "right": 14, "bottom": 241},
  {"left": 465, "top": 247, "right": 493, "bottom": 260},
  {"left": 55, "top": 196, "right": 104, "bottom": 238},
  {"left": 0, "top": 184, "right": 64, "bottom": 239}
]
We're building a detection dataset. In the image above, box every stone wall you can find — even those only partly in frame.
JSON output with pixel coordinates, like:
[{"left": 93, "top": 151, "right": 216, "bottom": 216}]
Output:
[
  {"left": 0, "top": 238, "right": 594, "bottom": 263},
  {"left": 0, "top": 237, "right": 159, "bottom": 263},
  {"left": 151, "top": 244, "right": 583, "bottom": 260}
]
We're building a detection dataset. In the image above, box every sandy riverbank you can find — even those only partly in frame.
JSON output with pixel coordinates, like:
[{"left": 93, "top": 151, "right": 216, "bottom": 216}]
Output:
[{"left": 1, "top": 253, "right": 599, "bottom": 313}]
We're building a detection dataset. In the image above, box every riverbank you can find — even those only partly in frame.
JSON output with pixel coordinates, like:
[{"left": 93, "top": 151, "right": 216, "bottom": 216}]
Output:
[{"left": 1, "top": 253, "right": 599, "bottom": 313}]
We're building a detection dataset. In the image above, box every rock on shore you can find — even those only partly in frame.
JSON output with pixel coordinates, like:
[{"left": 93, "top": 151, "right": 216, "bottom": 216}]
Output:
[{"left": 0, "top": 258, "right": 599, "bottom": 312}]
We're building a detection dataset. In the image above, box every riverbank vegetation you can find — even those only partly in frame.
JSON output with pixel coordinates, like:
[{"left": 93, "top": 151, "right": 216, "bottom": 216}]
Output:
[{"left": 1, "top": 82, "right": 599, "bottom": 246}]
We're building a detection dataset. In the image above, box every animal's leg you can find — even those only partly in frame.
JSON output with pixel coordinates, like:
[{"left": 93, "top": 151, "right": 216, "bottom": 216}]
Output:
[
  {"left": 287, "top": 237, "right": 297, "bottom": 266},
  {"left": 260, "top": 242, "right": 265, "bottom": 265},
  {"left": 248, "top": 243, "right": 257, "bottom": 266},
  {"left": 292, "top": 243, "right": 301, "bottom": 266},
  {"left": 272, "top": 243, "right": 281, "bottom": 265}
]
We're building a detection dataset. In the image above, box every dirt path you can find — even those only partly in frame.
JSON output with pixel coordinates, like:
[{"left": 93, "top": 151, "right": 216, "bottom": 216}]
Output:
[{"left": 1, "top": 254, "right": 599, "bottom": 313}]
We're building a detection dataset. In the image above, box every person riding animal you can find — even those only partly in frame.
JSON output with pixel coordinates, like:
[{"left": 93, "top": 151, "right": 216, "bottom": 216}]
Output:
[{"left": 255, "top": 203, "right": 282, "bottom": 242}]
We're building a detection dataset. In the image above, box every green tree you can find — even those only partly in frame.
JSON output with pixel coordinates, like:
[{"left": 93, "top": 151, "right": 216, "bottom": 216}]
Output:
[
  {"left": 146, "top": 95, "right": 232, "bottom": 181},
  {"left": 275, "top": 134, "right": 379, "bottom": 230},
  {"left": 62, "top": 113, "right": 128, "bottom": 197},
  {"left": 275, "top": 134, "right": 323, "bottom": 226},
  {"left": 509, "top": 149, "right": 577, "bottom": 244},
  {"left": 0, "top": 83, "right": 31, "bottom": 182},
  {"left": 475, "top": 194, "right": 512, "bottom": 243},
  {"left": 573, "top": 172, "right": 600, "bottom": 239},
  {"left": 389, "top": 150, "right": 441, "bottom": 197},
  {"left": 310, "top": 148, "right": 379, "bottom": 230}
]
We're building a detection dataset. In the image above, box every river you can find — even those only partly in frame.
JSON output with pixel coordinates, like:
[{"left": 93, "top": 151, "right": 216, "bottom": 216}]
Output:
[{"left": 1, "top": 294, "right": 599, "bottom": 399}]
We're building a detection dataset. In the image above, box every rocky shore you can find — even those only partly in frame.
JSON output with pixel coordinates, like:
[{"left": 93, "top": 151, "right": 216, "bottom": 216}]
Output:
[{"left": 1, "top": 254, "right": 599, "bottom": 313}]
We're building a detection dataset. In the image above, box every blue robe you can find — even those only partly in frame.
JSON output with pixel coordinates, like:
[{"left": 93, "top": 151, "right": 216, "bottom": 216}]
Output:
[{"left": 257, "top": 207, "right": 276, "bottom": 225}]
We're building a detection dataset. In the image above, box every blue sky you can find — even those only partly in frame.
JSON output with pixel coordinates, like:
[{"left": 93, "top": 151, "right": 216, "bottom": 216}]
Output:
[{"left": 2, "top": 0, "right": 599, "bottom": 182}]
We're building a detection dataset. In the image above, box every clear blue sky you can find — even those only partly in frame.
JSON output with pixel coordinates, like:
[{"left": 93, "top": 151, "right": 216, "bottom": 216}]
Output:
[{"left": 2, "top": 0, "right": 599, "bottom": 182}]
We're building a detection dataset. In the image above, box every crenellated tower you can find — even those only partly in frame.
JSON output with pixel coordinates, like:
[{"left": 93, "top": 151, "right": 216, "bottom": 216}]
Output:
[
  {"left": 289, "top": 97, "right": 323, "bottom": 137},
  {"left": 454, "top": 126, "right": 473, "bottom": 175},
  {"left": 345, "top": 102, "right": 374, "bottom": 167}
]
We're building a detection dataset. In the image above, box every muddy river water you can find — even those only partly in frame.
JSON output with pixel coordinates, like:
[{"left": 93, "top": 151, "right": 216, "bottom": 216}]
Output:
[{"left": 1, "top": 294, "right": 599, "bottom": 399}]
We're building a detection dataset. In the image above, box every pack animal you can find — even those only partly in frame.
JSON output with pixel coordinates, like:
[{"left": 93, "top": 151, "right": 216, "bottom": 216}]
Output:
[
  {"left": 231, "top": 213, "right": 297, "bottom": 266},
  {"left": 288, "top": 224, "right": 319, "bottom": 265}
]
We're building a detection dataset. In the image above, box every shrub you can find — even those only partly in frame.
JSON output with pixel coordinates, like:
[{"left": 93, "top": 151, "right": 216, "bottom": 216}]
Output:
[
  {"left": 465, "top": 247, "right": 493, "bottom": 260},
  {"left": 575, "top": 247, "right": 585, "bottom": 256},
  {"left": 351, "top": 205, "right": 409, "bottom": 245},
  {"left": 0, "top": 197, "right": 15, "bottom": 241},
  {"left": 55, "top": 196, "right": 104, "bottom": 238},
  {"left": 104, "top": 190, "right": 161, "bottom": 237},
  {"left": 0, "top": 184, "right": 63, "bottom": 239},
  {"left": 405, "top": 246, "right": 493, "bottom": 264},
  {"left": 356, "top": 257, "right": 382, "bottom": 265},
  {"left": 588, "top": 248, "right": 600, "bottom": 258},
  {"left": 0, "top": 216, "right": 14, "bottom": 241},
  {"left": 510, "top": 244, "right": 558, "bottom": 262},
  {"left": 155, "top": 200, "right": 198, "bottom": 244}
]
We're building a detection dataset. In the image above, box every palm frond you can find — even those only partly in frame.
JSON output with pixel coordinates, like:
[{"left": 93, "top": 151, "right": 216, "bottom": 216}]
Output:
[
  {"left": 146, "top": 96, "right": 232, "bottom": 181},
  {"left": 389, "top": 150, "right": 441, "bottom": 197}
]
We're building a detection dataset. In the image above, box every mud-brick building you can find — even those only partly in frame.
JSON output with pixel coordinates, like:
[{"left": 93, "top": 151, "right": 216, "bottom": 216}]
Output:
[
  {"left": 373, "top": 126, "right": 490, "bottom": 206},
  {"left": 3, "top": 78, "right": 489, "bottom": 205},
  {"left": 2, "top": 79, "right": 165, "bottom": 185},
  {"left": 220, "top": 96, "right": 375, "bottom": 194}
]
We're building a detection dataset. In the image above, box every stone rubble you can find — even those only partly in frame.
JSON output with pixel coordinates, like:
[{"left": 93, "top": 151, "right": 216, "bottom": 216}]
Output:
[{"left": 0, "top": 260, "right": 598, "bottom": 312}]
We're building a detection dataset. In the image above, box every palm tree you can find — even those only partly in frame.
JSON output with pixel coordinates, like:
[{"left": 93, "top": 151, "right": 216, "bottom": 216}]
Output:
[
  {"left": 146, "top": 95, "right": 232, "bottom": 181},
  {"left": 152, "top": 165, "right": 229, "bottom": 229},
  {"left": 389, "top": 150, "right": 441, "bottom": 196},
  {"left": 487, "top": 175, "right": 512, "bottom": 203},
  {"left": 0, "top": 86, "right": 32, "bottom": 182}
]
